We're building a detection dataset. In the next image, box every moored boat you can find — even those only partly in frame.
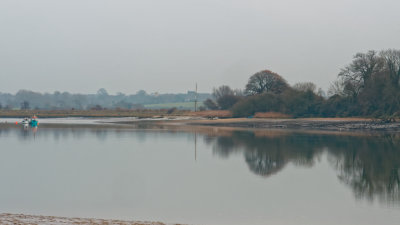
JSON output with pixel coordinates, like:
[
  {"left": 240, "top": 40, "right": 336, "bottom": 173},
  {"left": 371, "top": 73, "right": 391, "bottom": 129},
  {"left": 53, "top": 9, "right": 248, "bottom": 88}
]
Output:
[
  {"left": 21, "top": 117, "right": 30, "bottom": 125},
  {"left": 20, "top": 115, "right": 39, "bottom": 127},
  {"left": 29, "top": 115, "right": 39, "bottom": 127}
]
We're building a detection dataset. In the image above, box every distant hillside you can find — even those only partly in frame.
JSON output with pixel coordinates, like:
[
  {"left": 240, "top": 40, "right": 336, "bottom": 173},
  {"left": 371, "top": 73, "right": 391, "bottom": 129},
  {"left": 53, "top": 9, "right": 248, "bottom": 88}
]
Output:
[{"left": 0, "top": 89, "right": 211, "bottom": 110}]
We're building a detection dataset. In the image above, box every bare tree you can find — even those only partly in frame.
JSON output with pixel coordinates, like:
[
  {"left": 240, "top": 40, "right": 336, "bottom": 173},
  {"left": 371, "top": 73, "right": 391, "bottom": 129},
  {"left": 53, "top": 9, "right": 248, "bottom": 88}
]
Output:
[
  {"left": 233, "top": 88, "right": 244, "bottom": 96},
  {"left": 203, "top": 98, "right": 218, "bottom": 110},
  {"left": 245, "top": 70, "right": 289, "bottom": 95},
  {"left": 293, "top": 82, "right": 317, "bottom": 93},
  {"left": 328, "top": 80, "right": 346, "bottom": 97},
  {"left": 212, "top": 85, "right": 234, "bottom": 99},
  {"left": 216, "top": 95, "right": 240, "bottom": 110},
  {"left": 211, "top": 85, "right": 241, "bottom": 110},
  {"left": 317, "top": 88, "right": 326, "bottom": 98},
  {"left": 380, "top": 49, "right": 400, "bottom": 86},
  {"left": 20, "top": 101, "right": 30, "bottom": 110},
  {"left": 97, "top": 88, "right": 109, "bottom": 96},
  {"left": 136, "top": 90, "right": 147, "bottom": 96},
  {"left": 338, "top": 50, "right": 384, "bottom": 97}
]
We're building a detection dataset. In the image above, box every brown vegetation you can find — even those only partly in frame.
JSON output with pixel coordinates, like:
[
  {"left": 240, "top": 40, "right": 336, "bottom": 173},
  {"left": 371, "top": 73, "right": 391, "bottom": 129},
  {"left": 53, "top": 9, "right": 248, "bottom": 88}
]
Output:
[
  {"left": 254, "top": 112, "right": 291, "bottom": 118},
  {"left": 183, "top": 117, "right": 400, "bottom": 131},
  {"left": 188, "top": 110, "right": 232, "bottom": 118}
]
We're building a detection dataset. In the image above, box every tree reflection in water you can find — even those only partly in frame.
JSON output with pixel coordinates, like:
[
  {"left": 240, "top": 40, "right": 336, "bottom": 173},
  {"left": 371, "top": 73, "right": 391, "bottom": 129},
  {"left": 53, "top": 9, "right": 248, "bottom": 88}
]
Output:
[
  {"left": 205, "top": 130, "right": 400, "bottom": 204},
  {"left": 2, "top": 124, "right": 399, "bottom": 205}
]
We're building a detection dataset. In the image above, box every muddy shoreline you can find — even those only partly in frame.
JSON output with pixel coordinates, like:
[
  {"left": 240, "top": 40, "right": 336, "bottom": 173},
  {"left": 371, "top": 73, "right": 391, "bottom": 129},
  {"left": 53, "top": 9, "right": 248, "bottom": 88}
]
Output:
[
  {"left": 169, "top": 118, "right": 400, "bottom": 132},
  {"left": 2, "top": 116, "right": 400, "bottom": 132},
  {"left": 0, "top": 213, "right": 180, "bottom": 225}
]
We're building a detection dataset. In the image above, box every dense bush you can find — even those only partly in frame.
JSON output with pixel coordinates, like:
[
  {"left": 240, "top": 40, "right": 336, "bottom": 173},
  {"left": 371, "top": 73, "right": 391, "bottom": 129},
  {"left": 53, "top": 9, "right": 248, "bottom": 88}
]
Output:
[
  {"left": 231, "top": 49, "right": 400, "bottom": 118},
  {"left": 231, "top": 89, "right": 323, "bottom": 117},
  {"left": 231, "top": 94, "right": 280, "bottom": 117}
]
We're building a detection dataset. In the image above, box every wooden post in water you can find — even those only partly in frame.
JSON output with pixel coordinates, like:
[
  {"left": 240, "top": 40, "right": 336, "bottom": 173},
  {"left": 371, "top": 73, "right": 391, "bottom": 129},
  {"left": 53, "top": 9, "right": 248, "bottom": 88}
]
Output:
[
  {"left": 195, "top": 131, "right": 197, "bottom": 161},
  {"left": 194, "top": 83, "right": 198, "bottom": 112}
]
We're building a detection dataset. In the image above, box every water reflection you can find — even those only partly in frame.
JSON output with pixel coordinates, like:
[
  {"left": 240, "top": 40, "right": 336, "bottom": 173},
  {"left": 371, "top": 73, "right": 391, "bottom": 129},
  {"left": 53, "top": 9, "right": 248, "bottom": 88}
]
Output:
[
  {"left": 205, "top": 130, "right": 400, "bottom": 204},
  {"left": 0, "top": 124, "right": 195, "bottom": 142},
  {"left": 1, "top": 124, "right": 399, "bottom": 205},
  {"left": 19, "top": 125, "right": 38, "bottom": 140}
]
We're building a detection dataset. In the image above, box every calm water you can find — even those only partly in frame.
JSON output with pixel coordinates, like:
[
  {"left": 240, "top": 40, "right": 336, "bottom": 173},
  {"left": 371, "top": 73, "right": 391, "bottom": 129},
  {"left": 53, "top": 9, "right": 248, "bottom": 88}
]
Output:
[{"left": 0, "top": 123, "right": 399, "bottom": 225}]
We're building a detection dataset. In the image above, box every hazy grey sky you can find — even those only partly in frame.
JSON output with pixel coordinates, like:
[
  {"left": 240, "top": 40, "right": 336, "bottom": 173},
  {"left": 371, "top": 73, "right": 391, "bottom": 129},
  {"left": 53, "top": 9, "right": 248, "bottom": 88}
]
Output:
[{"left": 1, "top": 0, "right": 399, "bottom": 94}]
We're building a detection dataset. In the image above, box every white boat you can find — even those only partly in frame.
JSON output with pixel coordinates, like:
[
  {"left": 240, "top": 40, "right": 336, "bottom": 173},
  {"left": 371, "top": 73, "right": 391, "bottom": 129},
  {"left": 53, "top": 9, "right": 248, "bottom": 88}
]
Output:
[
  {"left": 20, "top": 116, "right": 39, "bottom": 127},
  {"left": 21, "top": 118, "right": 30, "bottom": 125}
]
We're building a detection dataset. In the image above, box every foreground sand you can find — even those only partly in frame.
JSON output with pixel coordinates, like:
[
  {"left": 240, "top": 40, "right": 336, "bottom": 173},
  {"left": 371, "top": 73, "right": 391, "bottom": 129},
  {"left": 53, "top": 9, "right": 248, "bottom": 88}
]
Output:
[{"left": 0, "top": 213, "right": 183, "bottom": 225}]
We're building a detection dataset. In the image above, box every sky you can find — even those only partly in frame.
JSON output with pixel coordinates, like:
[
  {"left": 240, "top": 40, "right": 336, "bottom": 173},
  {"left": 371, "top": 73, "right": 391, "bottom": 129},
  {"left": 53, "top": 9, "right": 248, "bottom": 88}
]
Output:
[{"left": 0, "top": 0, "right": 399, "bottom": 95}]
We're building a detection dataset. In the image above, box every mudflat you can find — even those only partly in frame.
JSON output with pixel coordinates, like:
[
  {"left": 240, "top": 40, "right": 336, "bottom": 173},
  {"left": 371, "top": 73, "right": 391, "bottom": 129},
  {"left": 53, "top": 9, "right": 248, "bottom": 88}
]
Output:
[
  {"left": 173, "top": 117, "right": 400, "bottom": 132},
  {"left": 0, "top": 213, "right": 180, "bottom": 225}
]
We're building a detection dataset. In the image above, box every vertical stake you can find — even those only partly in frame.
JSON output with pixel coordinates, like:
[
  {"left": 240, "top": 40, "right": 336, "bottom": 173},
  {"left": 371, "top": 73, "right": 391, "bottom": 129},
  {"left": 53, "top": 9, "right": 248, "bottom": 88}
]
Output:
[
  {"left": 194, "top": 83, "right": 198, "bottom": 112},
  {"left": 195, "top": 132, "right": 197, "bottom": 161}
]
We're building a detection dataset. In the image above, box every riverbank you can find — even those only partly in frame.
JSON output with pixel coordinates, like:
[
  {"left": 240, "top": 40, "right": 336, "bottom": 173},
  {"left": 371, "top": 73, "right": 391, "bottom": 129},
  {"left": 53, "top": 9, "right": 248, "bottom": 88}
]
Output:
[
  {"left": 0, "top": 109, "right": 186, "bottom": 118},
  {"left": 0, "top": 109, "right": 231, "bottom": 118},
  {"left": 164, "top": 117, "right": 400, "bottom": 132},
  {"left": 0, "top": 213, "right": 181, "bottom": 225},
  {"left": 2, "top": 111, "right": 400, "bottom": 132}
]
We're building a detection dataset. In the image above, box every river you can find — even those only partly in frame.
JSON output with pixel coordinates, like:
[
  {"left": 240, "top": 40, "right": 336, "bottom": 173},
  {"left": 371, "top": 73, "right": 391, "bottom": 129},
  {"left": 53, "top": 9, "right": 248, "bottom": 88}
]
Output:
[{"left": 0, "top": 121, "right": 399, "bottom": 225}]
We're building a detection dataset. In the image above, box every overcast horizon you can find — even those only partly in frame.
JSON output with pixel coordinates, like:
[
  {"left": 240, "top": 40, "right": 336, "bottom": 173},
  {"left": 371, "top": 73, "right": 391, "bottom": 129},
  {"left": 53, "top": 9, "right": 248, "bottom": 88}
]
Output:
[{"left": 1, "top": 0, "right": 399, "bottom": 95}]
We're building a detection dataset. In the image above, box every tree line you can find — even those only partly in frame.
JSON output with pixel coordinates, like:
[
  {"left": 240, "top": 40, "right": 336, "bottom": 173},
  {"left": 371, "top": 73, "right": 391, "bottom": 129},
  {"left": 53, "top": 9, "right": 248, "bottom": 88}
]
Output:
[
  {"left": 204, "top": 49, "right": 400, "bottom": 119},
  {"left": 0, "top": 89, "right": 210, "bottom": 110}
]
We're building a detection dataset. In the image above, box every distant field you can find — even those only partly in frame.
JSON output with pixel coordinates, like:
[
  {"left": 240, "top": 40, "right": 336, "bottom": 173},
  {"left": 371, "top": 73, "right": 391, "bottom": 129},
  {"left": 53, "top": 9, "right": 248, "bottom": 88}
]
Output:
[{"left": 144, "top": 101, "right": 204, "bottom": 110}]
